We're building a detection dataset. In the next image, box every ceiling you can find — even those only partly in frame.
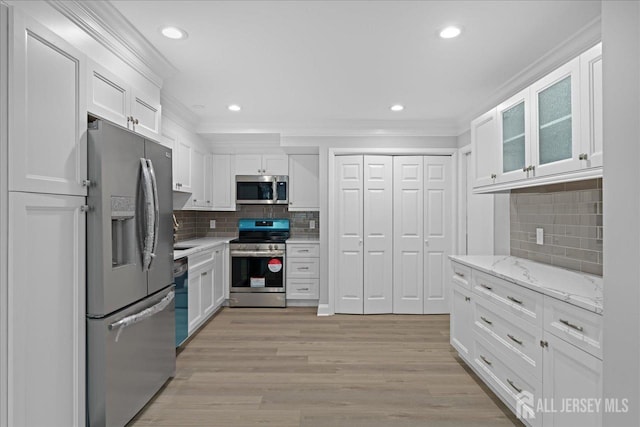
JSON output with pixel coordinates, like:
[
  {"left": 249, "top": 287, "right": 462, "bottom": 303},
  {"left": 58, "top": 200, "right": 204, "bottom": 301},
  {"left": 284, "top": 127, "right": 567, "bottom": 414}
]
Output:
[{"left": 110, "top": 0, "right": 601, "bottom": 136}]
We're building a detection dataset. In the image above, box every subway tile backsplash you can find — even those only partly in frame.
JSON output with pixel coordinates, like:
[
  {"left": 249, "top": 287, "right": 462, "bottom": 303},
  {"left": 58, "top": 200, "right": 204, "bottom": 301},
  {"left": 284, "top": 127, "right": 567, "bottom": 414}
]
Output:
[
  {"left": 173, "top": 206, "right": 319, "bottom": 242},
  {"left": 510, "top": 178, "right": 603, "bottom": 276}
]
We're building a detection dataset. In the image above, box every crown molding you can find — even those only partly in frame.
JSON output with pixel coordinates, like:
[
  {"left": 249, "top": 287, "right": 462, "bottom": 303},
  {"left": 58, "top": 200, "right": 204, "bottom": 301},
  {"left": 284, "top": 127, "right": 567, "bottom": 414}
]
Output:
[
  {"left": 197, "top": 119, "right": 460, "bottom": 138},
  {"left": 46, "top": 0, "right": 178, "bottom": 88},
  {"left": 456, "top": 15, "right": 601, "bottom": 134},
  {"left": 160, "top": 92, "right": 198, "bottom": 130}
]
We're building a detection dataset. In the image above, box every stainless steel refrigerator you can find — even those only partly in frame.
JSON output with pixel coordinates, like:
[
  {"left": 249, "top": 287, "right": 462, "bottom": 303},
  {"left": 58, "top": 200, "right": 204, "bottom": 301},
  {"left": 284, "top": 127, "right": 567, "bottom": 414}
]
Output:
[{"left": 86, "top": 119, "right": 175, "bottom": 427}]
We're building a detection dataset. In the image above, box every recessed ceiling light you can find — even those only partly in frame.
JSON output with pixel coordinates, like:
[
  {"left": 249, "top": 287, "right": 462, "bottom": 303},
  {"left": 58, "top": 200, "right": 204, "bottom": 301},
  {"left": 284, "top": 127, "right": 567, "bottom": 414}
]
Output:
[
  {"left": 160, "top": 26, "right": 188, "bottom": 40},
  {"left": 390, "top": 104, "right": 404, "bottom": 112},
  {"left": 191, "top": 104, "right": 205, "bottom": 110},
  {"left": 228, "top": 104, "right": 241, "bottom": 112},
  {"left": 439, "top": 26, "right": 461, "bottom": 39}
]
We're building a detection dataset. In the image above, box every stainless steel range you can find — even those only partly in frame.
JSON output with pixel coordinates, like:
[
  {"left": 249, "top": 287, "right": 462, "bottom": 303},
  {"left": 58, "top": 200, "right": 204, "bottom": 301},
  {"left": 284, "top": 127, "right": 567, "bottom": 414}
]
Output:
[{"left": 229, "top": 219, "right": 290, "bottom": 307}]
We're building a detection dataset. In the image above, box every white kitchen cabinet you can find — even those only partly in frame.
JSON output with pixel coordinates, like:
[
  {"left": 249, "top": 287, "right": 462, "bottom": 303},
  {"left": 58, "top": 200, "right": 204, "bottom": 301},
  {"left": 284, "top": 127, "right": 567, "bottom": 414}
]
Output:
[
  {"left": 187, "top": 266, "right": 203, "bottom": 334},
  {"left": 393, "top": 156, "right": 453, "bottom": 314},
  {"left": 542, "top": 332, "right": 603, "bottom": 427},
  {"left": 183, "top": 147, "right": 212, "bottom": 210},
  {"left": 173, "top": 137, "right": 192, "bottom": 192},
  {"left": 471, "top": 109, "right": 500, "bottom": 187},
  {"left": 211, "top": 154, "right": 236, "bottom": 211},
  {"left": 580, "top": 43, "right": 603, "bottom": 169},
  {"left": 472, "top": 44, "right": 602, "bottom": 192},
  {"left": 87, "top": 59, "right": 161, "bottom": 141},
  {"left": 187, "top": 246, "right": 226, "bottom": 334},
  {"left": 213, "top": 246, "right": 226, "bottom": 308},
  {"left": 199, "top": 263, "right": 215, "bottom": 318},
  {"left": 287, "top": 242, "right": 320, "bottom": 300},
  {"left": 10, "top": 10, "right": 87, "bottom": 196},
  {"left": 288, "top": 155, "right": 319, "bottom": 211},
  {"left": 451, "top": 279, "right": 473, "bottom": 362},
  {"left": 235, "top": 154, "right": 288, "bottom": 175},
  {"left": 8, "top": 192, "right": 86, "bottom": 427}
]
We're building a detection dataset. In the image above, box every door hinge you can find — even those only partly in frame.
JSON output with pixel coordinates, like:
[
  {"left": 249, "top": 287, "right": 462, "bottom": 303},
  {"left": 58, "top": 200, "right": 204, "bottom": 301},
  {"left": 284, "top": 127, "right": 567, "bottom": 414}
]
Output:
[
  {"left": 82, "top": 179, "right": 93, "bottom": 187},
  {"left": 80, "top": 205, "right": 92, "bottom": 213}
]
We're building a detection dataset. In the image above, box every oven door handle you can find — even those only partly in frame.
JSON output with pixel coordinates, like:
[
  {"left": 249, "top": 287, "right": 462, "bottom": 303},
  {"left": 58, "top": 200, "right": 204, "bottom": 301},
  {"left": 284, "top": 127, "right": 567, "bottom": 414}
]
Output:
[{"left": 230, "top": 251, "right": 285, "bottom": 257}]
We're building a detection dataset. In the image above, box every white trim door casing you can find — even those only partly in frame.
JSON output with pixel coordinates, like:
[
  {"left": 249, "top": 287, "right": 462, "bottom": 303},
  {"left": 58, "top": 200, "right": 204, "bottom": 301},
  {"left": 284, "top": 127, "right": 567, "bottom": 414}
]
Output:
[
  {"left": 363, "top": 156, "right": 393, "bottom": 314},
  {"left": 335, "top": 155, "right": 364, "bottom": 314},
  {"left": 423, "top": 156, "right": 453, "bottom": 314},
  {"left": 393, "top": 156, "right": 424, "bottom": 314}
]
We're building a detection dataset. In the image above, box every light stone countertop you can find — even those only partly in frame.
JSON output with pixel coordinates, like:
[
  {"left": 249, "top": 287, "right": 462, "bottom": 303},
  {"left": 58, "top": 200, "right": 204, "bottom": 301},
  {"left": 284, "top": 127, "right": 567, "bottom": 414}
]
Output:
[
  {"left": 449, "top": 255, "right": 603, "bottom": 314},
  {"left": 173, "top": 237, "right": 233, "bottom": 260}
]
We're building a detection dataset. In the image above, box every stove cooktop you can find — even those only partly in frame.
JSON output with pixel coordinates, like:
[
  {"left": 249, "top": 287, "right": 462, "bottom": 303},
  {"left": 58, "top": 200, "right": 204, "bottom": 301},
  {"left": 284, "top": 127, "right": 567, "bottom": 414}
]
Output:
[{"left": 229, "top": 237, "right": 288, "bottom": 244}]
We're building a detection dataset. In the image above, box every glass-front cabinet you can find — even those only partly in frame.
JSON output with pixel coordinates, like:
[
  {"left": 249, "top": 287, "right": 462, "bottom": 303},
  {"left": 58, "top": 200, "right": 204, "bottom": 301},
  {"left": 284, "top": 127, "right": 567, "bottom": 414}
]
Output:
[
  {"left": 497, "top": 89, "right": 530, "bottom": 183},
  {"left": 531, "top": 57, "right": 582, "bottom": 177}
]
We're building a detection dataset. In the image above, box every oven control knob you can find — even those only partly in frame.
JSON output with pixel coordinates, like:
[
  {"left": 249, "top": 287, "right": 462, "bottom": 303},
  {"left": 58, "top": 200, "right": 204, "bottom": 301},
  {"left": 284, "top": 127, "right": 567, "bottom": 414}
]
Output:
[
  {"left": 269, "top": 244, "right": 273, "bottom": 250},
  {"left": 255, "top": 245, "right": 260, "bottom": 251},
  {"left": 273, "top": 245, "right": 278, "bottom": 250}
]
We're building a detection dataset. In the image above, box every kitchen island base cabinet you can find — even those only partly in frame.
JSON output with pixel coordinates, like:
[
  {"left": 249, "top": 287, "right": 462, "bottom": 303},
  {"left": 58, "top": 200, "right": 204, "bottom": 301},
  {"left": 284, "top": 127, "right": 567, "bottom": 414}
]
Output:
[{"left": 187, "top": 245, "right": 227, "bottom": 336}]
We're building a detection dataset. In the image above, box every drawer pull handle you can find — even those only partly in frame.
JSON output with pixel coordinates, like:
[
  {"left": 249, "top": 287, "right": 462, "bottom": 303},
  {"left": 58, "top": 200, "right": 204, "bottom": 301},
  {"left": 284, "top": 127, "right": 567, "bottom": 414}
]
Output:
[
  {"left": 480, "top": 284, "right": 493, "bottom": 291},
  {"left": 507, "top": 379, "right": 522, "bottom": 394},
  {"left": 298, "top": 266, "right": 310, "bottom": 270},
  {"left": 299, "top": 249, "right": 310, "bottom": 253},
  {"left": 464, "top": 296, "right": 471, "bottom": 302},
  {"left": 559, "top": 319, "right": 584, "bottom": 332},
  {"left": 298, "top": 287, "right": 309, "bottom": 291},
  {"left": 455, "top": 272, "right": 465, "bottom": 278},
  {"left": 507, "top": 296, "right": 523, "bottom": 305},
  {"left": 480, "top": 355, "right": 492, "bottom": 366},
  {"left": 507, "top": 334, "right": 523, "bottom": 345},
  {"left": 480, "top": 316, "right": 493, "bottom": 325}
]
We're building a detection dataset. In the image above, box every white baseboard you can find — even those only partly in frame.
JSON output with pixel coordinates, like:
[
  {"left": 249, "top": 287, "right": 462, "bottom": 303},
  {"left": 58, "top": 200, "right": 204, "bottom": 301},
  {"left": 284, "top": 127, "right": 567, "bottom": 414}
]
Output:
[
  {"left": 316, "top": 303, "right": 333, "bottom": 316},
  {"left": 286, "top": 300, "right": 318, "bottom": 307}
]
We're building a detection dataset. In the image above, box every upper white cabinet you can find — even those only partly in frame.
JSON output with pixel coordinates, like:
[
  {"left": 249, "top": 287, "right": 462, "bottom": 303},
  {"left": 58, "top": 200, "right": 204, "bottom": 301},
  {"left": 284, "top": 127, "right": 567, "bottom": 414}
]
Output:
[
  {"left": 87, "top": 59, "right": 161, "bottom": 141},
  {"left": 580, "top": 43, "right": 603, "bottom": 169},
  {"left": 472, "top": 43, "right": 602, "bottom": 192},
  {"left": 211, "top": 154, "right": 236, "bottom": 211},
  {"left": 10, "top": 10, "right": 87, "bottom": 196},
  {"left": 235, "top": 154, "right": 288, "bottom": 175},
  {"left": 288, "top": 155, "right": 319, "bottom": 211},
  {"left": 471, "top": 109, "right": 499, "bottom": 187},
  {"left": 173, "top": 136, "right": 193, "bottom": 192},
  {"left": 183, "top": 147, "right": 212, "bottom": 209}
]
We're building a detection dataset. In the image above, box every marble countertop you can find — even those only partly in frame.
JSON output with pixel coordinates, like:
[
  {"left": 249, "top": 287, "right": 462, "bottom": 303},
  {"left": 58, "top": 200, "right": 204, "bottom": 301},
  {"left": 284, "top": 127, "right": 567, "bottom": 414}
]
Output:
[
  {"left": 173, "top": 237, "right": 232, "bottom": 260},
  {"left": 449, "top": 255, "right": 603, "bottom": 314}
]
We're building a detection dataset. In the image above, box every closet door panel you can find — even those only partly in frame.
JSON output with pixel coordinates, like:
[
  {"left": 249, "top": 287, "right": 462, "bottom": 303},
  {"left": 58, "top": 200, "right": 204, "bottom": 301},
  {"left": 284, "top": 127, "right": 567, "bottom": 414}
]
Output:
[
  {"left": 363, "top": 156, "right": 393, "bottom": 314},
  {"left": 336, "top": 156, "right": 364, "bottom": 314},
  {"left": 393, "top": 157, "right": 424, "bottom": 314},
  {"left": 424, "top": 156, "right": 453, "bottom": 314}
]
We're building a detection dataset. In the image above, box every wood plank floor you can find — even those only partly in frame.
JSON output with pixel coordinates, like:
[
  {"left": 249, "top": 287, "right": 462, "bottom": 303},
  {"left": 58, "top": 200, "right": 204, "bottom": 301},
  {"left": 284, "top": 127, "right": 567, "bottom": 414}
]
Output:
[{"left": 130, "top": 307, "right": 522, "bottom": 427}]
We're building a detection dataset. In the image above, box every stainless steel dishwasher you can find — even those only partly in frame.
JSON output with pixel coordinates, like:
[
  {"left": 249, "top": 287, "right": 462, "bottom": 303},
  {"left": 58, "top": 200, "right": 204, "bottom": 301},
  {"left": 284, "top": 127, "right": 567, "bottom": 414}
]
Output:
[{"left": 174, "top": 257, "right": 188, "bottom": 347}]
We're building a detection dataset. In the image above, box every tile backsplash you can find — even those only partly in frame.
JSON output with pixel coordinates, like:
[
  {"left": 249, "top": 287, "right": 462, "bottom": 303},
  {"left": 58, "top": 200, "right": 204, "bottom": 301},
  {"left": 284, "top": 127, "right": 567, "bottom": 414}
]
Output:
[
  {"left": 173, "top": 205, "right": 319, "bottom": 242},
  {"left": 510, "top": 178, "right": 603, "bottom": 276}
]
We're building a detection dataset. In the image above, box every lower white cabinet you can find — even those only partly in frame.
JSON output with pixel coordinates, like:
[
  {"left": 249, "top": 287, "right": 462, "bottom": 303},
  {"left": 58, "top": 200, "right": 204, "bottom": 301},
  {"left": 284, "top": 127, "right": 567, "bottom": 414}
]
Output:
[
  {"left": 8, "top": 192, "right": 86, "bottom": 427},
  {"left": 450, "top": 261, "right": 603, "bottom": 426},
  {"left": 287, "top": 242, "right": 320, "bottom": 300},
  {"left": 187, "top": 245, "right": 227, "bottom": 335}
]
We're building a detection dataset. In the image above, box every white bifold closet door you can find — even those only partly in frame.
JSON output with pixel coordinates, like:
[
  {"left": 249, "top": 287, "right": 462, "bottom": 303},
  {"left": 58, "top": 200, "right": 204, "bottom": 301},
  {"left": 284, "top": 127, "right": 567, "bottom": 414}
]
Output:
[
  {"left": 393, "top": 156, "right": 453, "bottom": 314},
  {"left": 336, "top": 155, "right": 393, "bottom": 314}
]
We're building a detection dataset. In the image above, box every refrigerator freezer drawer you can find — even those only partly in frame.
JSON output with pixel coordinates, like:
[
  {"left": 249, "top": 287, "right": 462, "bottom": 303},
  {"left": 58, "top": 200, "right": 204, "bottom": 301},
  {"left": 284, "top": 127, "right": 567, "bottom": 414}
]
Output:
[{"left": 87, "top": 286, "right": 176, "bottom": 427}]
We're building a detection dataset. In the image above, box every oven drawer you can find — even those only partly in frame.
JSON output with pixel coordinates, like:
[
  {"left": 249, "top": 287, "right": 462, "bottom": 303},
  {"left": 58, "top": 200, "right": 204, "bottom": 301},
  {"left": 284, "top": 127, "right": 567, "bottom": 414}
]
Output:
[
  {"left": 287, "top": 244, "right": 320, "bottom": 258},
  {"left": 287, "top": 257, "right": 319, "bottom": 278},
  {"left": 287, "top": 279, "right": 319, "bottom": 299}
]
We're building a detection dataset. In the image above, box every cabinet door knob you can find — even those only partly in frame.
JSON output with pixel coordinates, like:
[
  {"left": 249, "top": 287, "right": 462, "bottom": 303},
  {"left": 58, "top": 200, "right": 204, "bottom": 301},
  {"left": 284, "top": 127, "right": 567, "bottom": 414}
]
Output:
[
  {"left": 579, "top": 153, "right": 588, "bottom": 161},
  {"left": 490, "top": 173, "right": 497, "bottom": 179},
  {"left": 134, "top": 118, "right": 139, "bottom": 125}
]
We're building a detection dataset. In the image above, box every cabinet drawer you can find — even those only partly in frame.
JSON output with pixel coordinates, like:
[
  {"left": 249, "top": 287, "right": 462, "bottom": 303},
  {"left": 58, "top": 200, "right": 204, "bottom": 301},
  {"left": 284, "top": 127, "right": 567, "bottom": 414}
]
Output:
[
  {"left": 472, "top": 270, "right": 543, "bottom": 327},
  {"left": 287, "top": 258, "right": 319, "bottom": 278},
  {"left": 543, "top": 296, "right": 603, "bottom": 360},
  {"left": 188, "top": 249, "right": 215, "bottom": 270},
  {"left": 287, "top": 279, "right": 319, "bottom": 299},
  {"left": 451, "top": 262, "right": 472, "bottom": 290},
  {"left": 474, "top": 297, "right": 542, "bottom": 378},
  {"left": 287, "top": 244, "right": 320, "bottom": 258},
  {"left": 473, "top": 335, "right": 542, "bottom": 427}
]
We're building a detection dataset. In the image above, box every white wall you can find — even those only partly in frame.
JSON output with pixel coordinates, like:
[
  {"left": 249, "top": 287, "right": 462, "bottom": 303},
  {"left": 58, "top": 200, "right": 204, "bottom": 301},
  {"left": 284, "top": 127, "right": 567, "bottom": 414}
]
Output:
[
  {"left": 602, "top": 2, "right": 640, "bottom": 425},
  {"left": 0, "top": 5, "right": 8, "bottom": 427}
]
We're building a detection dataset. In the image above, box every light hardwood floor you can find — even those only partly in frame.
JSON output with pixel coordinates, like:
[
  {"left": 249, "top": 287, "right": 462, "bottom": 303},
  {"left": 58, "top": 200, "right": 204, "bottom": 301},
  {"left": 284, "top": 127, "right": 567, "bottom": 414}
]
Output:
[{"left": 130, "top": 307, "right": 521, "bottom": 427}]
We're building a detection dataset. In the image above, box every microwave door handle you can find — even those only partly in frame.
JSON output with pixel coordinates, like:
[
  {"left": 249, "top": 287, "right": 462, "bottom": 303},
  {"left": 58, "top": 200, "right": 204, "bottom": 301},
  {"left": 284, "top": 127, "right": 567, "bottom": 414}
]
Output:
[
  {"left": 146, "top": 158, "right": 160, "bottom": 270},
  {"left": 272, "top": 178, "right": 277, "bottom": 203}
]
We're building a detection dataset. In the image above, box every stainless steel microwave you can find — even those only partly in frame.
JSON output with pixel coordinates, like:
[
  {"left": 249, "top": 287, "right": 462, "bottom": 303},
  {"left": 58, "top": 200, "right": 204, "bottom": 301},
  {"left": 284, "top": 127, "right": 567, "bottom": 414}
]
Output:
[{"left": 235, "top": 175, "right": 288, "bottom": 205}]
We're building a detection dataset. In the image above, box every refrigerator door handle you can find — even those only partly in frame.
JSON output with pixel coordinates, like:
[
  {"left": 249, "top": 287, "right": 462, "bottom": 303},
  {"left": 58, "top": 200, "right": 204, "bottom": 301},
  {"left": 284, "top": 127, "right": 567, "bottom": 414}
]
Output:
[
  {"left": 139, "top": 158, "right": 155, "bottom": 271},
  {"left": 108, "top": 290, "right": 175, "bottom": 341},
  {"left": 146, "top": 158, "right": 160, "bottom": 270}
]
